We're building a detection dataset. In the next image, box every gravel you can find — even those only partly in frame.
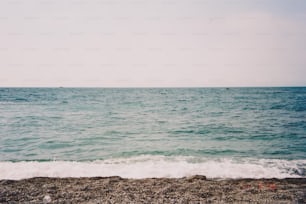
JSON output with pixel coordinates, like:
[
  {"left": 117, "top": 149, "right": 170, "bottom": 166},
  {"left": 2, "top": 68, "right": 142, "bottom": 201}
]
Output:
[{"left": 0, "top": 176, "right": 305, "bottom": 203}]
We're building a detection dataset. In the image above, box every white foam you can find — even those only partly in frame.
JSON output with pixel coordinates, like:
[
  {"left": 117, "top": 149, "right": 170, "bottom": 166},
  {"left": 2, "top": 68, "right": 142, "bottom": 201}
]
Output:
[{"left": 0, "top": 156, "right": 305, "bottom": 180}]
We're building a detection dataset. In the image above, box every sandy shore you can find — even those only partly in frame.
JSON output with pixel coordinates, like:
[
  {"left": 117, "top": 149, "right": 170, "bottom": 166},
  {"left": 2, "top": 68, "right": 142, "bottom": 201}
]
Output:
[{"left": 0, "top": 176, "right": 305, "bottom": 203}]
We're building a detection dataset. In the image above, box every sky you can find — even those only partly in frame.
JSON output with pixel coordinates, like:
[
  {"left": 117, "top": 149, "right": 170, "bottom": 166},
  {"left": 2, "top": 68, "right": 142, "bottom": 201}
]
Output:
[{"left": 0, "top": 0, "right": 305, "bottom": 87}]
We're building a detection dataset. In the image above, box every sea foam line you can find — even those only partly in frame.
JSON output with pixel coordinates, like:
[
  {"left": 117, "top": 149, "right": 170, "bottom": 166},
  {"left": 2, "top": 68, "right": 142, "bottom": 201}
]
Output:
[{"left": 0, "top": 156, "right": 305, "bottom": 180}]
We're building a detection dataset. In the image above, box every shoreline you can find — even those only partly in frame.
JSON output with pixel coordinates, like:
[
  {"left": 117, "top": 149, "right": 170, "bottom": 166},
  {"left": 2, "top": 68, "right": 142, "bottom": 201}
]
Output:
[{"left": 1, "top": 176, "right": 305, "bottom": 203}]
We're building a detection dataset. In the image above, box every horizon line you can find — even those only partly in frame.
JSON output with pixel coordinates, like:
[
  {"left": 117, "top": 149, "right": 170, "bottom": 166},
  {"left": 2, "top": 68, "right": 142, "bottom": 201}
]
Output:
[{"left": 0, "top": 85, "right": 305, "bottom": 89}]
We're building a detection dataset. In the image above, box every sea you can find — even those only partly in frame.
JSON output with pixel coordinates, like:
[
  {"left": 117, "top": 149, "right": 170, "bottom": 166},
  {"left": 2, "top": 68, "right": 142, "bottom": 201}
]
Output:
[{"left": 0, "top": 87, "right": 305, "bottom": 180}]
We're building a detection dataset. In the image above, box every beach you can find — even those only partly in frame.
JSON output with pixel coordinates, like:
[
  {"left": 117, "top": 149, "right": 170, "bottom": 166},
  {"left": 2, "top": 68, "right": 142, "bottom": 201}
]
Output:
[
  {"left": 1, "top": 0, "right": 306, "bottom": 200},
  {"left": 1, "top": 176, "right": 305, "bottom": 203}
]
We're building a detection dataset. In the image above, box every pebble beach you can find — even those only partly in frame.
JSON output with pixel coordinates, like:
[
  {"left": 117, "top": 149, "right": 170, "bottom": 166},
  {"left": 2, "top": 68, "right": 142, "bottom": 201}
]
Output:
[{"left": 1, "top": 176, "right": 305, "bottom": 203}]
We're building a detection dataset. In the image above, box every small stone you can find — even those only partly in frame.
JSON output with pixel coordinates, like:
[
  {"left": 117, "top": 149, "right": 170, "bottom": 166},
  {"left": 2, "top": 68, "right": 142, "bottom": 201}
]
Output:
[{"left": 43, "top": 195, "right": 51, "bottom": 203}]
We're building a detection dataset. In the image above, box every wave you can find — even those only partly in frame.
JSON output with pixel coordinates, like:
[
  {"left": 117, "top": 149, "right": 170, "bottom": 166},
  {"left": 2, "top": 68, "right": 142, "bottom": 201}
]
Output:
[{"left": 0, "top": 156, "right": 305, "bottom": 180}]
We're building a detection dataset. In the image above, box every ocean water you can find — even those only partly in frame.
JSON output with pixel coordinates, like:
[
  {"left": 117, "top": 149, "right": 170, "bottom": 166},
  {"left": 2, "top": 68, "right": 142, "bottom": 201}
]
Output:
[{"left": 0, "top": 87, "right": 305, "bottom": 179}]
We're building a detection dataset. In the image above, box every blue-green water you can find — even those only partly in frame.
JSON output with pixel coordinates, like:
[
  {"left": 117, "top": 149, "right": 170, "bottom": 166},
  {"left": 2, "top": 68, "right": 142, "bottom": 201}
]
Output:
[{"left": 0, "top": 88, "right": 305, "bottom": 179}]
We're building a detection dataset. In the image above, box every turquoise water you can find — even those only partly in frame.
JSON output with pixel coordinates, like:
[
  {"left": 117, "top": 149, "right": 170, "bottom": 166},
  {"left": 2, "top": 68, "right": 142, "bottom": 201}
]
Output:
[{"left": 0, "top": 87, "right": 305, "bottom": 179}]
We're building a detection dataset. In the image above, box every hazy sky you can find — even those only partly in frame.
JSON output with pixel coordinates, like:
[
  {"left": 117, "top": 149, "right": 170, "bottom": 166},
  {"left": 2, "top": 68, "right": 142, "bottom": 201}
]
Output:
[{"left": 0, "top": 0, "right": 305, "bottom": 87}]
